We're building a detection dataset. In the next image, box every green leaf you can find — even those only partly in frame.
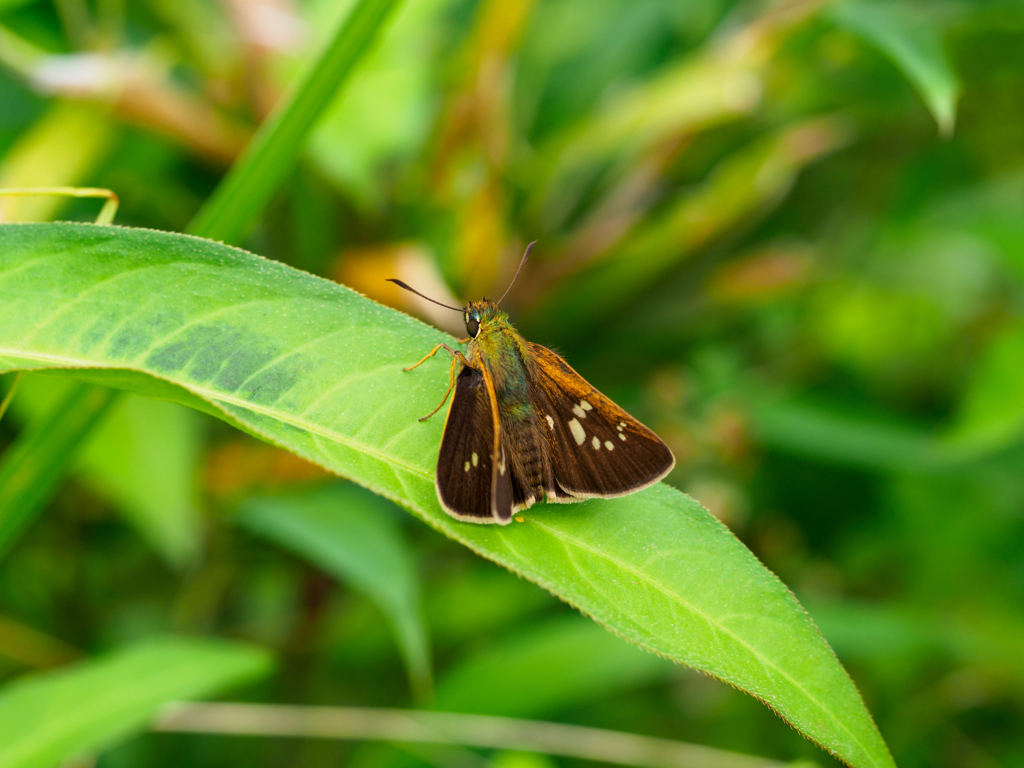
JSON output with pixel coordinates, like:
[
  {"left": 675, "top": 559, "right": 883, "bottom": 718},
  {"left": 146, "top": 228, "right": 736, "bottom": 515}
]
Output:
[
  {"left": 0, "top": 222, "right": 894, "bottom": 768},
  {"left": 306, "top": 0, "right": 460, "bottom": 208},
  {"left": 7, "top": 374, "right": 202, "bottom": 567},
  {"left": 0, "top": 637, "right": 272, "bottom": 768},
  {"left": 948, "top": 322, "right": 1024, "bottom": 454},
  {"left": 238, "top": 484, "right": 432, "bottom": 700},
  {"left": 750, "top": 396, "right": 948, "bottom": 472},
  {"left": 809, "top": 600, "right": 1024, "bottom": 692},
  {"left": 831, "top": 0, "right": 960, "bottom": 137},
  {"left": 77, "top": 394, "right": 203, "bottom": 566},
  {"left": 0, "top": 382, "right": 120, "bottom": 559},
  {"left": 436, "top": 616, "right": 671, "bottom": 718},
  {"left": 187, "top": 0, "right": 403, "bottom": 243}
]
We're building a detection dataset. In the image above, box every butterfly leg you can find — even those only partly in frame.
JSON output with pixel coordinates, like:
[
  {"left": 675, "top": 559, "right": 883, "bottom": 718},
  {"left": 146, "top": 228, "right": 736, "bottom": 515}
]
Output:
[
  {"left": 404, "top": 342, "right": 471, "bottom": 371},
  {"left": 404, "top": 343, "right": 475, "bottom": 421},
  {"left": 403, "top": 343, "right": 447, "bottom": 371},
  {"left": 417, "top": 356, "right": 459, "bottom": 421}
]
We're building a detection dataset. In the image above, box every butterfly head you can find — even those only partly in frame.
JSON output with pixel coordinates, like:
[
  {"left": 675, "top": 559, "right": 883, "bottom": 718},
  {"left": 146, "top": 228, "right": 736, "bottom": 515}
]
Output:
[{"left": 463, "top": 300, "right": 503, "bottom": 338}]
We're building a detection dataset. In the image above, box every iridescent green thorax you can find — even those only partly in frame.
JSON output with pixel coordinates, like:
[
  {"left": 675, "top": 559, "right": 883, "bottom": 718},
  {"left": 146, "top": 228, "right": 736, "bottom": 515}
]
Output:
[{"left": 464, "top": 300, "right": 535, "bottom": 422}]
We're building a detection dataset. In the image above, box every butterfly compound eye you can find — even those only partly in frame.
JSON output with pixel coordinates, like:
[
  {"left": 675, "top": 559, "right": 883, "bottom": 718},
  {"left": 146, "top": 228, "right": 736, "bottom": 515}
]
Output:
[{"left": 465, "top": 313, "right": 480, "bottom": 338}]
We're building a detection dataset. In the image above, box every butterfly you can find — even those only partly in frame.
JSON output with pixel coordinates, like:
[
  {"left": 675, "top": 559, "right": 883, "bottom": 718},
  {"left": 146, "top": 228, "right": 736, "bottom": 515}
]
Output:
[{"left": 389, "top": 243, "right": 675, "bottom": 524}]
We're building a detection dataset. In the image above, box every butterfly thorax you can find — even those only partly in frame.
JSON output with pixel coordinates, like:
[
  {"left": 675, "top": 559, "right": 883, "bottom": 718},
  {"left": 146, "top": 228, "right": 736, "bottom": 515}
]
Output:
[{"left": 465, "top": 301, "right": 535, "bottom": 418}]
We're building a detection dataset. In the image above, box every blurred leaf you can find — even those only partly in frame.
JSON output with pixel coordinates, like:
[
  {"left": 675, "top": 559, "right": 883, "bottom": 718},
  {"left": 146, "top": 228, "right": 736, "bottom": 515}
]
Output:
[
  {"left": 750, "top": 396, "right": 947, "bottom": 472},
  {"left": 0, "top": 102, "right": 116, "bottom": 222},
  {"left": 0, "top": 382, "right": 119, "bottom": 560},
  {"left": 948, "top": 323, "right": 1024, "bottom": 455},
  {"left": 307, "top": 0, "right": 460, "bottom": 208},
  {"left": 0, "top": 615, "right": 81, "bottom": 670},
  {"left": 0, "top": 0, "right": 36, "bottom": 14},
  {"left": 752, "top": 336, "right": 1024, "bottom": 470},
  {"left": 809, "top": 280, "right": 951, "bottom": 380},
  {"left": 525, "top": 9, "right": 773, "bottom": 229},
  {"left": 436, "top": 616, "right": 671, "bottom": 718},
  {"left": 534, "top": 118, "right": 850, "bottom": 338},
  {"left": 79, "top": 395, "right": 203, "bottom": 566},
  {"left": 188, "top": 0, "right": 403, "bottom": 243},
  {"left": 426, "top": 567, "right": 556, "bottom": 646},
  {"left": 810, "top": 600, "right": 1024, "bottom": 694},
  {"left": 0, "top": 223, "right": 894, "bottom": 768},
  {"left": 424, "top": 0, "right": 538, "bottom": 297},
  {"left": 918, "top": 167, "right": 1024, "bottom": 283},
  {"left": 238, "top": 484, "right": 432, "bottom": 700},
  {"left": 205, "top": 439, "right": 330, "bottom": 498},
  {"left": 8, "top": 374, "right": 203, "bottom": 567},
  {"left": 831, "top": 0, "right": 960, "bottom": 136},
  {"left": 0, "top": 637, "right": 272, "bottom": 768}
]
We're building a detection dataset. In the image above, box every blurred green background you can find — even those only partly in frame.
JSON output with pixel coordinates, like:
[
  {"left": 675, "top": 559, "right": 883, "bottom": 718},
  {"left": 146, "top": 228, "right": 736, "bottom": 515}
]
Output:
[{"left": 1, "top": 0, "right": 1023, "bottom": 766}]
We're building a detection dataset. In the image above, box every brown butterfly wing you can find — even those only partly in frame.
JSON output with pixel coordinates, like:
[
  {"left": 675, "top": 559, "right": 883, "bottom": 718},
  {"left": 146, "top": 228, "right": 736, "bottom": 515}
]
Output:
[
  {"left": 436, "top": 365, "right": 514, "bottom": 524},
  {"left": 529, "top": 342, "right": 675, "bottom": 499}
]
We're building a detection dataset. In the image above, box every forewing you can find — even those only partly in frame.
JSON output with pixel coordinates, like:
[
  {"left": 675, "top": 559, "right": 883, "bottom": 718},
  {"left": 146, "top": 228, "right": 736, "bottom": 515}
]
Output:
[
  {"left": 530, "top": 342, "right": 675, "bottom": 499},
  {"left": 436, "top": 365, "right": 513, "bottom": 524}
]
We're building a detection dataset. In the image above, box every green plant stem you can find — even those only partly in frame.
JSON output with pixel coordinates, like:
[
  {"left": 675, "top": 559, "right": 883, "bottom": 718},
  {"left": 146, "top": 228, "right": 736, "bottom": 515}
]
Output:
[
  {"left": 0, "top": 372, "right": 22, "bottom": 424},
  {"left": 154, "top": 704, "right": 798, "bottom": 768},
  {"left": 0, "top": 383, "right": 120, "bottom": 559},
  {"left": 187, "top": 0, "right": 402, "bottom": 243}
]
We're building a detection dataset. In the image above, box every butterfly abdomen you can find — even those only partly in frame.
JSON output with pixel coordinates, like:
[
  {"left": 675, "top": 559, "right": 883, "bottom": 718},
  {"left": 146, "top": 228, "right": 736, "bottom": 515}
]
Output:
[{"left": 502, "top": 412, "right": 547, "bottom": 508}]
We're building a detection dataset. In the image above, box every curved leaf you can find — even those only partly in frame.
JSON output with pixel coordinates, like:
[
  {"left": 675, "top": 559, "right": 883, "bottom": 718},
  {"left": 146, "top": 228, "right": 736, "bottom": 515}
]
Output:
[
  {"left": 238, "top": 484, "right": 432, "bottom": 700},
  {"left": 0, "top": 223, "right": 893, "bottom": 768},
  {"left": 436, "top": 616, "right": 671, "bottom": 718},
  {"left": 831, "top": 0, "right": 960, "bottom": 137},
  {"left": 0, "top": 637, "right": 271, "bottom": 768}
]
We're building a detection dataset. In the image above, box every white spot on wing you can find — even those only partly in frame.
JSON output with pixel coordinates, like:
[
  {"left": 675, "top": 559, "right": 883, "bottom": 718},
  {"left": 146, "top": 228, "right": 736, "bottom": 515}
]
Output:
[
  {"left": 464, "top": 461, "right": 470, "bottom": 472},
  {"left": 618, "top": 433, "right": 626, "bottom": 441},
  {"left": 605, "top": 441, "right": 614, "bottom": 450},
  {"left": 592, "top": 436, "right": 600, "bottom": 450},
  {"left": 572, "top": 404, "right": 587, "bottom": 418},
  {"left": 545, "top": 414, "right": 554, "bottom": 430},
  {"left": 568, "top": 418, "right": 585, "bottom": 445},
  {"left": 581, "top": 400, "right": 593, "bottom": 411},
  {"left": 619, "top": 421, "right": 626, "bottom": 427},
  {"left": 472, "top": 452, "right": 479, "bottom": 467}
]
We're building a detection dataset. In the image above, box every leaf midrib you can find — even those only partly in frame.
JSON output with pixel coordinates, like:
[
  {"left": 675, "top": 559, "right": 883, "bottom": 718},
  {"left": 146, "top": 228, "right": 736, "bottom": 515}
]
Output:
[{"left": 0, "top": 662, "right": 241, "bottom": 767}]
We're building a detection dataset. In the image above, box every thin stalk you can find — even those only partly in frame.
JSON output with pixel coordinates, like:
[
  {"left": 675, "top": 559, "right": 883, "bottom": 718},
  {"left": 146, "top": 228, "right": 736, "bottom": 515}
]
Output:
[
  {"left": 154, "top": 704, "right": 799, "bottom": 768},
  {"left": 0, "top": 187, "right": 119, "bottom": 224}
]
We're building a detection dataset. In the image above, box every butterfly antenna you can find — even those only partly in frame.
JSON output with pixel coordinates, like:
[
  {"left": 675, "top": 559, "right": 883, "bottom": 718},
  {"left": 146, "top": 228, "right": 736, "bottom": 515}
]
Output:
[
  {"left": 497, "top": 241, "right": 537, "bottom": 305},
  {"left": 386, "top": 279, "right": 463, "bottom": 312}
]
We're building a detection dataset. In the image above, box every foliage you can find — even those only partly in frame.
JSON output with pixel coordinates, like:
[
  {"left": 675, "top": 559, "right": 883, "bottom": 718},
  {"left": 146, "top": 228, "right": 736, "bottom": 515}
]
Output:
[{"left": 0, "top": 0, "right": 1023, "bottom": 767}]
